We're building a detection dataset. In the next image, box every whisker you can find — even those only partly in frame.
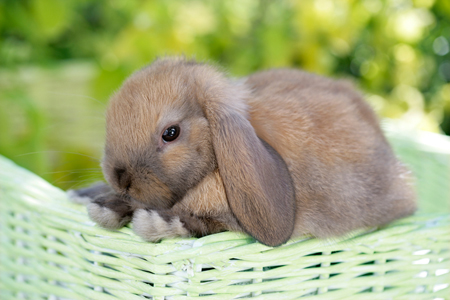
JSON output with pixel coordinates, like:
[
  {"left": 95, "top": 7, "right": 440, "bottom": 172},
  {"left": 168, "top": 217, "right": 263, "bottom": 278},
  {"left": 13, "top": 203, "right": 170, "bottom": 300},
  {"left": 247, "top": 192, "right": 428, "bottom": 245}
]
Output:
[
  {"left": 64, "top": 178, "right": 101, "bottom": 190},
  {"left": 54, "top": 176, "right": 100, "bottom": 187},
  {"left": 43, "top": 169, "right": 102, "bottom": 175},
  {"left": 53, "top": 170, "right": 103, "bottom": 180},
  {"left": 52, "top": 171, "right": 89, "bottom": 183},
  {"left": 77, "top": 173, "right": 103, "bottom": 179}
]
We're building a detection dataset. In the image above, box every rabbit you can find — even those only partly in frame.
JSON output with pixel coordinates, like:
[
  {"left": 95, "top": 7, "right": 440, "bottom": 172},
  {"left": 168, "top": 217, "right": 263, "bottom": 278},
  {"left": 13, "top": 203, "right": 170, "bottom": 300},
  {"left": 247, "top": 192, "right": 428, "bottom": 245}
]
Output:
[{"left": 68, "top": 57, "right": 416, "bottom": 247}]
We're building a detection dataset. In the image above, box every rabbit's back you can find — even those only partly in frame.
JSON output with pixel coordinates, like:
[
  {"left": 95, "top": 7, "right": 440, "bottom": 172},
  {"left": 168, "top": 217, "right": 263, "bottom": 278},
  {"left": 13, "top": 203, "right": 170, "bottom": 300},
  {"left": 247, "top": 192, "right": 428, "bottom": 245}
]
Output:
[
  {"left": 245, "top": 69, "right": 416, "bottom": 238},
  {"left": 245, "top": 69, "right": 382, "bottom": 158}
]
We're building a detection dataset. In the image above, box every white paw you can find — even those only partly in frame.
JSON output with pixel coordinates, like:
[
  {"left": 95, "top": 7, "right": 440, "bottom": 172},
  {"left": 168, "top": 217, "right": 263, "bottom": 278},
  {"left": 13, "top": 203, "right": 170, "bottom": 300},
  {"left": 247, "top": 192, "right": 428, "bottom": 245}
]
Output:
[
  {"left": 87, "top": 202, "right": 131, "bottom": 229},
  {"left": 132, "top": 209, "right": 189, "bottom": 242},
  {"left": 67, "top": 190, "right": 92, "bottom": 205}
]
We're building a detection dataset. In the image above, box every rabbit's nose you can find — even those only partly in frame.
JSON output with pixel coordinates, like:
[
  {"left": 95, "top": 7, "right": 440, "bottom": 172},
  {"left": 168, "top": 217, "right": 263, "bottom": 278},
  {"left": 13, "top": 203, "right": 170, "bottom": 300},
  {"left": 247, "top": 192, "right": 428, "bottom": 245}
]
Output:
[{"left": 114, "top": 167, "right": 132, "bottom": 191}]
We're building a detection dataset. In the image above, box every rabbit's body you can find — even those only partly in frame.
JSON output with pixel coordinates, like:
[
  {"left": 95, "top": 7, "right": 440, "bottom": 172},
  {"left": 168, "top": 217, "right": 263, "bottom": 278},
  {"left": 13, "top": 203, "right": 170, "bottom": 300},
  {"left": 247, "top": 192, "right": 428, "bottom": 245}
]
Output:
[
  {"left": 70, "top": 58, "right": 416, "bottom": 246},
  {"left": 245, "top": 70, "right": 416, "bottom": 238}
]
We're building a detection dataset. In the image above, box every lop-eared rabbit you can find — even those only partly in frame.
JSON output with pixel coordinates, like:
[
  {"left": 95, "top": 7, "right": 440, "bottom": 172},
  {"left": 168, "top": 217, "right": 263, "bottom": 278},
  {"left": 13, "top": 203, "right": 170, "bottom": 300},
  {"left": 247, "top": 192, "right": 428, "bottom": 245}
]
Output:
[{"left": 69, "top": 58, "right": 416, "bottom": 247}]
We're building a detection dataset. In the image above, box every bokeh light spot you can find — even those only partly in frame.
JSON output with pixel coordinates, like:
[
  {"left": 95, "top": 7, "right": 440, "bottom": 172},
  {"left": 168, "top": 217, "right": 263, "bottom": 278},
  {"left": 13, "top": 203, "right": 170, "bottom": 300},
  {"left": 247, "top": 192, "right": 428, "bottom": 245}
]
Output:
[
  {"left": 394, "top": 44, "right": 416, "bottom": 63},
  {"left": 433, "top": 36, "right": 449, "bottom": 56}
]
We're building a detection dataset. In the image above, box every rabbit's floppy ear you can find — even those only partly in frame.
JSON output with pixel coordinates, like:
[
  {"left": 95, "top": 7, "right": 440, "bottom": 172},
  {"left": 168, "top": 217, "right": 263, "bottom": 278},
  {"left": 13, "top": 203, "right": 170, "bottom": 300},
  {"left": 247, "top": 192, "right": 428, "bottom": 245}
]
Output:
[{"left": 201, "top": 82, "right": 296, "bottom": 247}]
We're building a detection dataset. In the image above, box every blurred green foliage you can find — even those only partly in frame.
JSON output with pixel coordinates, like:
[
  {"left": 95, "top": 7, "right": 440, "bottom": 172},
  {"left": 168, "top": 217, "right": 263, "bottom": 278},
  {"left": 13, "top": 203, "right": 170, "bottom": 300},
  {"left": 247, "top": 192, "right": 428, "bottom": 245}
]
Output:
[{"left": 0, "top": 0, "right": 449, "bottom": 192}]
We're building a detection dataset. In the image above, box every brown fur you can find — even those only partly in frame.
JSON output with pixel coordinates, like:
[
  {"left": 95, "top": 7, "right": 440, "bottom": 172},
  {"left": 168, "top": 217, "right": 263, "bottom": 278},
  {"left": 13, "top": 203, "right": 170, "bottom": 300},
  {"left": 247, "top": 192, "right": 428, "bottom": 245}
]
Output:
[
  {"left": 245, "top": 70, "right": 416, "bottom": 238},
  {"left": 70, "top": 57, "right": 416, "bottom": 246}
]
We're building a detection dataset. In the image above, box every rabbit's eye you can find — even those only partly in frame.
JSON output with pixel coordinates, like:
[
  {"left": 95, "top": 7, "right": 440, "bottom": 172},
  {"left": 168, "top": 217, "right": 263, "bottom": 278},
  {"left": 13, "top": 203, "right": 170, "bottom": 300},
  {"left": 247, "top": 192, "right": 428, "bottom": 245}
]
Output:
[{"left": 162, "top": 125, "right": 180, "bottom": 142}]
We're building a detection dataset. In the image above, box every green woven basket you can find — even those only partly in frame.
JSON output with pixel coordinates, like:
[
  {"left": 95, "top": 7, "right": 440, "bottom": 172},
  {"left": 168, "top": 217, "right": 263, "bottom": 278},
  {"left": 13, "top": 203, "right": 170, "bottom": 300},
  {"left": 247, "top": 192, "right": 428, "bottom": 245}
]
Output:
[{"left": 1, "top": 126, "right": 449, "bottom": 299}]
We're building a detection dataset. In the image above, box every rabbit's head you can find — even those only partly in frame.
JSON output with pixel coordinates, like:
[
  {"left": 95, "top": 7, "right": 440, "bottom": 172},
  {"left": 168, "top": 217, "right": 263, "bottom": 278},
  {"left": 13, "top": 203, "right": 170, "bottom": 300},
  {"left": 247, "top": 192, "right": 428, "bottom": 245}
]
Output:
[{"left": 102, "top": 57, "right": 295, "bottom": 246}]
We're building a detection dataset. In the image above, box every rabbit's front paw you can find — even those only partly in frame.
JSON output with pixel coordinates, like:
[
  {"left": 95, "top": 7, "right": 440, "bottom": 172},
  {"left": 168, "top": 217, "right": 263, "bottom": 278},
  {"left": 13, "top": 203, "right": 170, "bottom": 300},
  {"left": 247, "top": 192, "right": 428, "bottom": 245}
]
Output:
[
  {"left": 87, "top": 193, "right": 133, "bottom": 229},
  {"left": 132, "top": 209, "right": 189, "bottom": 242},
  {"left": 67, "top": 182, "right": 112, "bottom": 205}
]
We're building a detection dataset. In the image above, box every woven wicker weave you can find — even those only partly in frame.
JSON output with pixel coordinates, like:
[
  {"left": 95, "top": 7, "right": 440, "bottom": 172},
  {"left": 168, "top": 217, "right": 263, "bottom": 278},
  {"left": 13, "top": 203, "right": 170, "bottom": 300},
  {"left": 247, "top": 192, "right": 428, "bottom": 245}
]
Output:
[{"left": 1, "top": 127, "right": 449, "bottom": 299}]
